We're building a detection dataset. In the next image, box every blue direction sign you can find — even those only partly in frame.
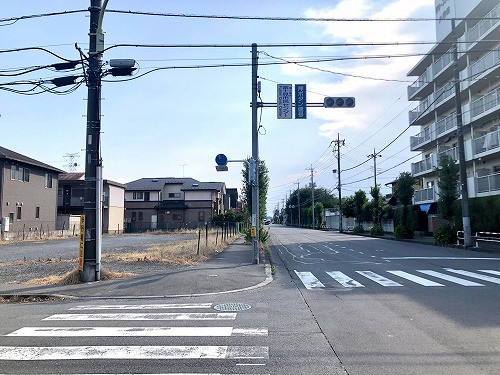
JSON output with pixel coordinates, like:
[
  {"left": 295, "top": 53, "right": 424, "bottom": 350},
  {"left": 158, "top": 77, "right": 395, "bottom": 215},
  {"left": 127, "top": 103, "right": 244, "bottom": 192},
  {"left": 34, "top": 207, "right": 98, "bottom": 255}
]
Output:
[
  {"left": 295, "top": 84, "right": 307, "bottom": 119},
  {"left": 215, "top": 154, "right": 228, "bottom": 166}
]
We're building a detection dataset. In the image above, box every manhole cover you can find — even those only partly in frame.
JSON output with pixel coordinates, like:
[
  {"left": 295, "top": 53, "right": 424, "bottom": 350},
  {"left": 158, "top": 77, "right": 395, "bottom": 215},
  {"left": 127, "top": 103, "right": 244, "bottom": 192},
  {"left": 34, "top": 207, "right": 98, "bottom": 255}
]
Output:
[{"left": 213, "top": 303, "right": 251, "bottom": 312}]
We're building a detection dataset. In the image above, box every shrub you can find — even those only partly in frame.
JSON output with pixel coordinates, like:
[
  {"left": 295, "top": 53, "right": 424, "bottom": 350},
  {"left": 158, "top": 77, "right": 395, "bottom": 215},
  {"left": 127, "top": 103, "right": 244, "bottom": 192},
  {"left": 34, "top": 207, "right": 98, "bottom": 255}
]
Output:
[
  {"left": 352, "top": 225, "right": 365, "bottom": 234},
  {"left": 370, "top": 225, "right": 384, "bottom": 236},
  {"left": 434, "top": 224, "right": 457, "bottom": 245},
  {"left": 394, "top": 224, "right": 415, "bottom": 239}
]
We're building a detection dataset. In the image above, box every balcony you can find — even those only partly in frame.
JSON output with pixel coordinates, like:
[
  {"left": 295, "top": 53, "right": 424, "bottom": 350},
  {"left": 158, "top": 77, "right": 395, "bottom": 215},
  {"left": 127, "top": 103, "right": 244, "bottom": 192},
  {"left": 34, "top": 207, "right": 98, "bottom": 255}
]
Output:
[
  {"left": 470, "top": 87, "right": 500, "bottom": 119},
  {"left": 410, "top": 126, "right": 433, "bottom": 151},
  {"left": 436, "top": 112, "right": 457, "bottom": 137},
  {"left": 465, "top": 3, "right": 500, "bottom": 50},
  {"left": 438, "top": 146, "right": 458, "bottom": 162},
  {"left": 432, "top": 47, "right": 453, "bottom": 78},
  {"left": 414, "top": 186, "right": 435, "bottom": 204},
  {"left": 409, "top": 97, "right": 432, "bottom": 125},
  {"left": 408, "top": 68, "right": 432, "bottom": 100},
  {"left": 411, "top": 155, "right": 436, "bottom": 176},
  {"left": 473, "top": 128, "right": 500, "bottom": 156},
  {"left": 477, "top": 172, "right": 500, "bottom": 194}
]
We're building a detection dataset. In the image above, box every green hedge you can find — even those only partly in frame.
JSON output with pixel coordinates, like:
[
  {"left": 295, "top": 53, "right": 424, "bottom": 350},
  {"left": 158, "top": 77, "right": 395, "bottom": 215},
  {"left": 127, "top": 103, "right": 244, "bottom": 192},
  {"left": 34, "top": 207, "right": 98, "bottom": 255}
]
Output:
[{"left": 453, "top": 196, "right": 500, "bottom": 233}]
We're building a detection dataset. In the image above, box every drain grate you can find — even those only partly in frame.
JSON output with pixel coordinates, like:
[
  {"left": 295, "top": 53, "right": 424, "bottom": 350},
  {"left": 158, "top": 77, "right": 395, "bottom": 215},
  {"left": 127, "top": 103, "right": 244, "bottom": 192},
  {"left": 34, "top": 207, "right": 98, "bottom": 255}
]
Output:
[{"left": 213, "top": 303, "right": 251, "bottom": 312}]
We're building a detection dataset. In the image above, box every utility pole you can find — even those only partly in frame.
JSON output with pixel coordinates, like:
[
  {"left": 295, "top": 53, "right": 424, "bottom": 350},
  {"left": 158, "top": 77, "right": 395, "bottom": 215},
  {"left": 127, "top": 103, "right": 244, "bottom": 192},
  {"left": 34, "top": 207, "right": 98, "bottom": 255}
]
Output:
[
  {"left": 368, "top": 148, "right": 382, "bottom": 187},
  {"left": 82, "top": 0, "right": 103, "bottom": 282},
  {"left": 251, "top": 43, "right": 260, "bottom": 264},
  {"left": 452, "top": 19, "right": 472, "bottom": 248},
  {"left": 307, "top": 165, "right": 315, "bottom": 229},
  {"left": 332, "top": 134, "right": 345, "bottom": 232},
  {"left": 297, "top": 181, "right": 301, "bottom": 228}
]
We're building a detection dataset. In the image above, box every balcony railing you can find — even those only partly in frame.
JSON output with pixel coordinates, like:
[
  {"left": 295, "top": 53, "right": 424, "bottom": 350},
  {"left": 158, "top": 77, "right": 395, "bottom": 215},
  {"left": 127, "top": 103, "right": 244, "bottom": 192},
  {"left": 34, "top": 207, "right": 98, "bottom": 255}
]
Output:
[
  {"left": 409, "top": 97, "right": 430, "bottom": 123},
  {"left": 435, "top": 81, "right": 454, "bottom": 105},
  {"left": 473, "top": 129, "right": 500, "bottom": 155},
  {"left": 408, "top": 68, "right": 431, "bottom": 98},
  {"left": 436, "top": 112, "right": 457, "bottom": 136},
  {"left": 414, "top": 187, "right": 435, "bottom": 203},
  {"left": 477, "top": 172, "right": 500, "bottom": 194},
  {"left": 469, "top": 46, "right": 500, "bottom": 78},
  {"left": 466, "top": 3, "right": 500, "bottom": 47},
  {"left": 471, "top": 87, "right": 500, "bottom": 118},
  {"left": 438, "top": 147, "right": 458, "bottom": 162},
  {"left": 433, "top": 48, "right": 453, "bottom": 76},
  {"left": 411, "top": 156, "right": 436, "bottom": 175},
  {"left": 410, "top": 126, "right": 432, "bottom": 150}
]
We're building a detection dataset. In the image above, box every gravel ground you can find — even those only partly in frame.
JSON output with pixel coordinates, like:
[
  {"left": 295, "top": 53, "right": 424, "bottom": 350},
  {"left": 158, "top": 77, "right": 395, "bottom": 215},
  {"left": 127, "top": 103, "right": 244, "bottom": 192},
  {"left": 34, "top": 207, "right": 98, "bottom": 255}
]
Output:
[{"left": 0, "top": 233, "right": 198, "bottom": 285}]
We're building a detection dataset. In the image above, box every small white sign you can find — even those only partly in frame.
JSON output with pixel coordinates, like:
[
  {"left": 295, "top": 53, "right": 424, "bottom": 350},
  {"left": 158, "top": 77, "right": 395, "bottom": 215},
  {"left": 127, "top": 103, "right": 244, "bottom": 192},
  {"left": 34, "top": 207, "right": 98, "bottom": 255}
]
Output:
[{"left": 277, "top": 84, "right": 293, "bottom": 119}]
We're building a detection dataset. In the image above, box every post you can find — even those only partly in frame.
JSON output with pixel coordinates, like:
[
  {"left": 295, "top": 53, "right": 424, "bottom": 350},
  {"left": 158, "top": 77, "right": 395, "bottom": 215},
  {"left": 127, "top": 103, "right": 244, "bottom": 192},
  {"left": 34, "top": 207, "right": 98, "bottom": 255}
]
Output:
[
  {"left": 251, "top": 43, "right": 260, "bottom": 264},
  {"left": 452, "top": 19, "right": 472, "bottom": 248},
  {"left": 82, "top": 0, "right": 103, "bottom": 282},
  {"left": 297, "top": 182, "right": 301, "bottom": 227}
]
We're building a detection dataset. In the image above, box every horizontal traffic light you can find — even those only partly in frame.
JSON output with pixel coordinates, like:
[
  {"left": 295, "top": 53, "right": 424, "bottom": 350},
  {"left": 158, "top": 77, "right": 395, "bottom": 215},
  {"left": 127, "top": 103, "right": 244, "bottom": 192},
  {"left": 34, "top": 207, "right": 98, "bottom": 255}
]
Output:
[{"left": 323, "top": 97, "right": 355, "bottom": 108}]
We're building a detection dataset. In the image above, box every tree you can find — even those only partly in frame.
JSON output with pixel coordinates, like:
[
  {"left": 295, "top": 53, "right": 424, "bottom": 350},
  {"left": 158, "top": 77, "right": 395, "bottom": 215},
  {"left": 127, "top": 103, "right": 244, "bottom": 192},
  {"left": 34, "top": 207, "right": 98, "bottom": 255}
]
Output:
[
  {"left": 436, "top": 154, "right": 460, "bottom": 223},
  {"left": 393, "top": 171, "right": 416, "bottom": 239},
  {"left": 341, "top": 196, "right": 355, "bottom": 218},
  {"left": 241, "top": 158, "right": 270, "bottom": 224},
  {"left": 353, "top": 190, "right": 368, "bottom": 223},
  {"left": 370, "top": 185, "right": 383, "bottom": 226}
]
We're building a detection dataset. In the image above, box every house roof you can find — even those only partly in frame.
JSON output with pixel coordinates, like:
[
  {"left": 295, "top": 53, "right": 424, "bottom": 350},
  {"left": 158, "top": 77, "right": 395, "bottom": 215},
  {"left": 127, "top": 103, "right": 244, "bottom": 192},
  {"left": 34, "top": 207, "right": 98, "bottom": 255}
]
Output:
[
  {"left": 126, "top": 177, "right": 225, "bottom": 192},
  {"left": 0, "top": 145, "right": 63, "bottom": 173},
  {"left": 58, "top": 172, "right": 125, "bottom": 189}
]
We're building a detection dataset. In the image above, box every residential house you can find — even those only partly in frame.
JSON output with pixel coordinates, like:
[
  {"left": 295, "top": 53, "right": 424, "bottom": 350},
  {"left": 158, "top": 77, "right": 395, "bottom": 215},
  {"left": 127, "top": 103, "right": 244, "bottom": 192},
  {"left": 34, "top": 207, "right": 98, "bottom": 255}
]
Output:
[
  {"left": 57, "top": 172, "right": 125, "bottom": 234},
  {"left": 124, "top": 177, "right": 227, "bottom": 231},
  {"left": 0, "top": 146, "right": 62, "bottom": 239},
  {"left": 408, "top": 0, "right": 500, "bottom": 207}
]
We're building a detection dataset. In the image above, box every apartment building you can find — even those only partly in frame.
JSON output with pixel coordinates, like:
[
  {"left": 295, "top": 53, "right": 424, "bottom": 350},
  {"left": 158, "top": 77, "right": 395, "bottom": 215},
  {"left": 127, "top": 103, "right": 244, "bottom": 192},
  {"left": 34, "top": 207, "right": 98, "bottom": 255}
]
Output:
[{"left": 408, "top": 0, "right": 500, "bottom": 207}]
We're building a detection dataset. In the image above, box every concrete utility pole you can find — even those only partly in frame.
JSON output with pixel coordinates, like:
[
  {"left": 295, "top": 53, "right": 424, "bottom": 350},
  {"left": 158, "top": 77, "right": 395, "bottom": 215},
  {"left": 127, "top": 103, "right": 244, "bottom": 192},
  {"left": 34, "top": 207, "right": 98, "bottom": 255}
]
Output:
[
  {"left": 297, "top": 181, "right": 301, "bottom": 228},
  {"left": 451, "top": 19, "right": 472, "bottom": 248},
  {"left": 332, "top": 134, "right": 345, "bottom": 232},
  {"left": 251, "top": 43, "right": 260, "bottom": 264},
  {"left": 368, "top": 148, "right": 382, "bottom": 187},
  {"left": 82, "top": 0, "right": 103, "bottom": 282},
  {"left": 307, "top": 165, "right": 315, "bottom": 228}
]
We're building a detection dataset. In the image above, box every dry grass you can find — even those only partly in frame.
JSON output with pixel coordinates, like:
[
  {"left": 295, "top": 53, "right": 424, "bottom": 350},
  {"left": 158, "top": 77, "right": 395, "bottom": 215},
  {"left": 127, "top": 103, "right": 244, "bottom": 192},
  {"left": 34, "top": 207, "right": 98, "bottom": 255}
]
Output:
[{"left": 25, "top": 268, "right": 136, "bottom": 285}]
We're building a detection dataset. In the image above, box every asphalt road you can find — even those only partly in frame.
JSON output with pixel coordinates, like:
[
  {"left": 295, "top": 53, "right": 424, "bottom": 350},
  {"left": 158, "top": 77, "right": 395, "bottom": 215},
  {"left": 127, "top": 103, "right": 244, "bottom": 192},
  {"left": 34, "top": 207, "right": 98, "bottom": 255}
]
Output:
[{"left": 269, "top": 225, "right": 500, "bottom": 375}]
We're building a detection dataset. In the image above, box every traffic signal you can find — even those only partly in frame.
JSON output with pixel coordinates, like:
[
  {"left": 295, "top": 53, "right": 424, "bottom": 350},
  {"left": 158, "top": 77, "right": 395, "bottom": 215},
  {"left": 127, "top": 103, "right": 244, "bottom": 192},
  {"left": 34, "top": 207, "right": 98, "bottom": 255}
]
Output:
[{"left": 323, "top": 97, "right": 355, "bottom": 108}]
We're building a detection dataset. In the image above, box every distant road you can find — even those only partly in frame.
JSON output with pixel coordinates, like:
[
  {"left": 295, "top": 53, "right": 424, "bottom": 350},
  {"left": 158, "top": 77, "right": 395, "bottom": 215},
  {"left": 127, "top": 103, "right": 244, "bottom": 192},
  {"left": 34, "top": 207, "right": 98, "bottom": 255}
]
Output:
[{"left": 0, "top": 233, "right": 196, "bottom": 263}]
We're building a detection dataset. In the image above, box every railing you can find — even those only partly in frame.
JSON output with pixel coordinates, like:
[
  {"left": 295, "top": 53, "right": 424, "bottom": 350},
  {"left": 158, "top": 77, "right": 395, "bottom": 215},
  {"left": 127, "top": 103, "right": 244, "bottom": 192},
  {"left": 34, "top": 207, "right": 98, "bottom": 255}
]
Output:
[
  {"left": 433, "top": 47, "right": 453, "bottom": 76},
  {"left": 470, "top": 87, "right": 500, "bottom": 118},
  {"left": 477, "top": 172, "right": 500, "bottom": 194},
  {"left": 465, "top": 3, "right": 500, "bottom": 46},
  {"left": 435, "top": 81, "right": 454, "bottom": 105},
  {"left": 469, "top": 47, "right": 500, "bottom": 78},
  {"left": 473, "top": 129, "right": 500, "bottom": 155},
  {"left": 408, "top": 68, "right": 431, "bottom": 97},
  {"left": 409, "top": 97, "right": 430, "bottom": 123},
  {"left": 410, "top": 126, "right": 432, "bottom": 149},
  {"left": 411, "top": 156, "right": 435, "bottom": 175},
  {"left": 436, "top": 112, "right": 456, "bottom": 135},
  {"left": 438, "top": 147, "right": 458, "bottom": 161},
  {"left": 414, "top": 187, "right": 434, "bottom": 203}
]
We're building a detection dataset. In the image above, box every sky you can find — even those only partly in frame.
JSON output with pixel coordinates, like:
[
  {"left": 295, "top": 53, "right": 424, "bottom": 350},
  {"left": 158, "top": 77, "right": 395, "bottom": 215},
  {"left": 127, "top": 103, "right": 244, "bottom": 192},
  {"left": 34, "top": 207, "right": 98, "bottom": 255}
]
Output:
[{"left": 1, "top": 0, "right": 437, "bottom": 217}]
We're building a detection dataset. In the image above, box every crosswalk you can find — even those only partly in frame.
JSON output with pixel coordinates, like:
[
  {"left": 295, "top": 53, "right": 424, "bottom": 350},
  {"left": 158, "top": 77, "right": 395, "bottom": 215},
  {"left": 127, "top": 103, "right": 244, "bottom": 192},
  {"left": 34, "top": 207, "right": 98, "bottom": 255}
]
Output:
[
  {"left": 0, "top": 302, "right": 269, "bottom": 374},
  {"left": 294, "top": 268, "right": 500, "bottom": 289}
]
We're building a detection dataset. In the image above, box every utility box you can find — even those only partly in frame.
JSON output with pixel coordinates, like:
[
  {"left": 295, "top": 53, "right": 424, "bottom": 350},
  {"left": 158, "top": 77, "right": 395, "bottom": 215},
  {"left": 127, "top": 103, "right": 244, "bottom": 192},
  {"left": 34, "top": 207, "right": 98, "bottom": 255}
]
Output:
[{"left": 2, "top": 217, "right": 9, "bottom": 232}]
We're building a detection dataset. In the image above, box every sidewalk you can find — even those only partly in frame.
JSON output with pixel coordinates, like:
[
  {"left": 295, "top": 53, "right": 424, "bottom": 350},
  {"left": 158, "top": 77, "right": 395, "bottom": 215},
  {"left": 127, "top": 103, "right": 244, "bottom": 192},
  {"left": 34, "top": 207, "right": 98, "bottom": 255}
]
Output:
[{"left": 0, "top": 238, "right": 272, "bottom": 300}]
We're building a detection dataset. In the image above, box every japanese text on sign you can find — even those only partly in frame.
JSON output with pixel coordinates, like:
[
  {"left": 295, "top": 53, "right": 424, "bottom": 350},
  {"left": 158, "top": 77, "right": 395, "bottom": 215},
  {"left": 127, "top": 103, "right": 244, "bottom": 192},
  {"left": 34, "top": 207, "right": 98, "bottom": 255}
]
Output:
[
  {"left": 277, "top": 84, "right": 293, "bottom": 119},
  {"left": 295, "top": 84, "right": 307, "bottom": 119}
]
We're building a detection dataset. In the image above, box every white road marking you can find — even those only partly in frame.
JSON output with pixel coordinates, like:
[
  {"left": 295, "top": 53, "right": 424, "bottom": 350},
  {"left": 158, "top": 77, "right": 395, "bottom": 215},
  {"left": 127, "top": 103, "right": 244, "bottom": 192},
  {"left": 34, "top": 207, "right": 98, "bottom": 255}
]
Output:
[
  {"left": 383, "top": 257, "right": 500, "bottom": 260},
  {"left": 7, "top": 327, "right": 267, "bottom": 337},
  {"left": 325, "top": 271, "right": 364, "bottom": 288},
  {"left": 387, "top": 271, "right": 444, "bottom": 286},
  {"left": 43, "top": 313, "right": 237, "bottom": 321},
  {"left": 479, "top": 270, "right": 500, "bottom": 276},
  {"left": 417, "top": 270, "right": 484, "bottom": 286},
  {"left": 294, "top": 271, "right": 325, "bottom": 289},
  {"left": 0, "top": 345, "right": 269, "bottom": 360},
  {"left": 356, "top": 271, "right": 403, "bottom": 286},
  {"left": 445, "top": 269, "right": 500, "bottom": 284},
  {"left": 69, "top": 303, "right": 213, "bottom": 310}
]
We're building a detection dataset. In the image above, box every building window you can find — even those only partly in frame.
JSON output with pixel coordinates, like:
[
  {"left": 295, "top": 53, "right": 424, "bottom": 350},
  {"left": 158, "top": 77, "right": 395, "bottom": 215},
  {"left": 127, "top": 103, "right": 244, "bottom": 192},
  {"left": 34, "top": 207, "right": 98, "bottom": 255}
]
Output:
[
  {"left": 10, "top": 165, "right": 16, "bottom": 180},
  {"left": 23, "top": 168, "right": 30, "bottom": 182},
  {"left": 198, "top": 211, "right": 205, "bottom": 221},
  {"left": 45, "top": 173, "right": 53, "bottom": 188},
  {"left": 131, "top": 212, "right": 136, "bottom": 221},
  {"left": 9, "top": 212, "right": 14, "bottom": 223},
  {"left": 144, "top": 192, "right": 150, "bottom": 201},
  {"left": 133, "top": 191, "right": 144, "bottom": 200},
  {"left": 35, "top": 207, "right": 40, "bottom": 219},
  {"left": 18, "top": 167, "right": 24, "bottom": 181},
  {"left": 169, "top": 193, "right": 181, "bottom": 198},
  {"left": 173, "top": 214, "right": 182, "bottom": 221},
  {"left": 16, "top": 207, "right": 22, "bottom": 220}
]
